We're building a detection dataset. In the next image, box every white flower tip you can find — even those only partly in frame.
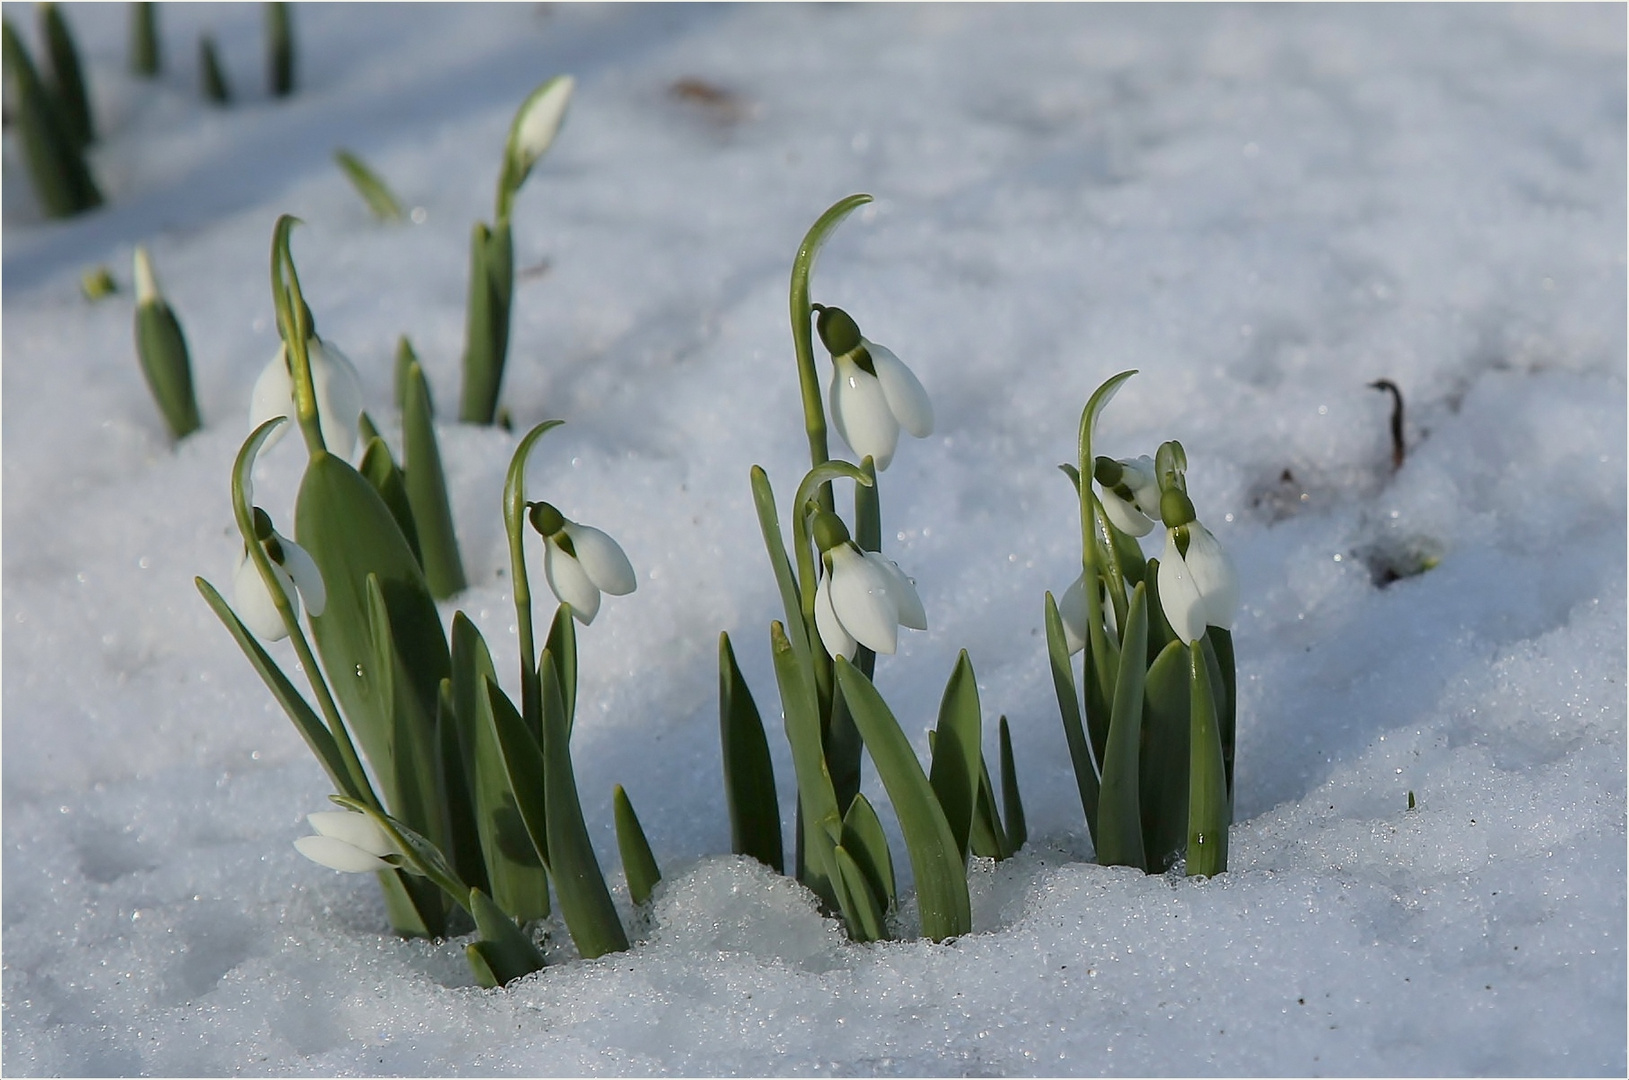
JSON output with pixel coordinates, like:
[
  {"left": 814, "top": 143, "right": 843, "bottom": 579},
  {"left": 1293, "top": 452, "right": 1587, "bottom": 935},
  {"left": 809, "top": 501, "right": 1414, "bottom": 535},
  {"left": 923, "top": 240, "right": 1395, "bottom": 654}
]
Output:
[
  {"left": 306, "top": 810, "right": 394, "bottom": 856},
  {"left": 233, "top": 554, "right": 293, "bottom": 641},
  {"left": 279, "top": 538, "right": 327, "bottom": 617},
  {"left": 830, "top": 357, "right": 901, "bottom": 471},
  {"left": 294, "top": 835, "right": 391, "bottom": 874},
  {"left": 868, "top": 342, "right": 934, "bottom": 439},
  {"left": 133, "top": 246, "right": 160, "bottom": 305},
  {"left": 565, "top": 523, "right": 637, "bottom": 597},
  {"left": 513, "top": 74, "right": 575, "bottom": 170}
]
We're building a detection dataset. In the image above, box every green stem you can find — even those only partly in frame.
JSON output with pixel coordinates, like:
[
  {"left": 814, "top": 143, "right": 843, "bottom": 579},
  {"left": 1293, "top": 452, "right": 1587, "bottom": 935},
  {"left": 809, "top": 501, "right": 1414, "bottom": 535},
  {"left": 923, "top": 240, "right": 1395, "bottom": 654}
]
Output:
[
  {"left": 269, "top": 216, "right": 324, "bottom": 456},
  {"left": 503, "top": 420, "right": 565, "bottom": 732}
]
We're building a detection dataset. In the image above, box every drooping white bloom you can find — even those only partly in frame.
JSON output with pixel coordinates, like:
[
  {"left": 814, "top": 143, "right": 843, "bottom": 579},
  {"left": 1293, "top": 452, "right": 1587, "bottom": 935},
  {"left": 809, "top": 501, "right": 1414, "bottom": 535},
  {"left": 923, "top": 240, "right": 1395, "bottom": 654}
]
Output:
[
  {"left": 250, "top": 338, "right": 364, "bottom": 458},
  {"left": 505, "top": 75, "right": 574, "bottom": 189},
  {"left": 1156, "top": 522, "right": 1239, "bottom": 644},
  {"left": 232, "top": 524, "right": 326, "bottom": 641},
  {"left": 829, "top": 340, "right": 934, "bottom": 471},
  {"left": 1057, "top": 572, "right": 1118, "bottom": 655},
  {"left": 1098, "top": 455, "right": 1161, "bottom": 537},
  {"left": 294, "top": 809, "right": 397, "bottom": 874},
  {"left": 814, "top": 544, "right": 928, "bottom": 658},
  {"left": 533, "top": 504, "right": 636, "bottom": 625}
]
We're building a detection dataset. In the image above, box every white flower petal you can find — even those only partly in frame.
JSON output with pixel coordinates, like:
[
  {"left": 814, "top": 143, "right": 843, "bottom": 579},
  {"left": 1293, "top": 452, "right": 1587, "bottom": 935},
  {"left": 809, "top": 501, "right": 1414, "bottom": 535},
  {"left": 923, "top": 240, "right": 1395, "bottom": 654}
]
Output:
[
  {"left": 277, "top": 535, "right": 326, "bottom": 617},
  {"left": 1058, "top": 572, "right": 1088, "bottom": 655},
  {"left": 1122, "top": 456, "right": 1161, "bottom": 519},
  {"left": 829, "top": 545, "right": 900, "bottom": 654},
  {"left": 249, "top": 350, "right": 296, "bottom": 451},
  {"left": 511, "top": 75, "right": 574, "bottom": 175},
  {"left": 1100, "top": 487, "right": 1155, "bottom": 537},
  {"left": 1183, "top": 524, "right": 1239, "bottom": 631},
  {"left": 294, "top": 834, "right": 391, "bottom": 873},
  {"left": 865, "top": 551, "right": 927, "bottom": 630},
  {"left": 233, "top": 553, "right": 295, "bottom": 640},
  {"left": 867, "top": 341, "right": 934, "bottom": 438},
  {"left": 563, "top": 523, "right": 636, "bottom": 596},
  {"left": 829, "top": 355, "right": 901, "bottom": 470},
  {"left": 544, "top": 536, "right": 602, "bottom": 624},
  {"left": 1157, "top": 531, "right": 1207, "bottom": 645},
  {"left": 307, "top": 811, "right": 394, "bottom": 857},
  {"left": 814, "top": 574, "right": 858, "bottom": 660},
  {"left": 310, "top": 340, "right": 363, "bottom": 460}
]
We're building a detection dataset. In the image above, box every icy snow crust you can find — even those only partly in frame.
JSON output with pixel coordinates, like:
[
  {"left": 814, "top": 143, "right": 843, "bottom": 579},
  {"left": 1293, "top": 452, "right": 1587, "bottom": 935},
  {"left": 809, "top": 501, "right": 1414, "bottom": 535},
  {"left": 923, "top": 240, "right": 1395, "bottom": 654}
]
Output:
[{"left": 3, "top": 3, "right": 1624, "bottom": 1075}]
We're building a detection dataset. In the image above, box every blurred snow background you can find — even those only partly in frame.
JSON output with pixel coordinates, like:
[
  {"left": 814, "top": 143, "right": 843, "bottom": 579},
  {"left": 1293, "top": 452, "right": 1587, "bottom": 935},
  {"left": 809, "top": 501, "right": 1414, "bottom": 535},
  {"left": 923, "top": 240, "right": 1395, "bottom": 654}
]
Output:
[{"left": 2, "top": 3, "right": 1624, "bottom": 1074}]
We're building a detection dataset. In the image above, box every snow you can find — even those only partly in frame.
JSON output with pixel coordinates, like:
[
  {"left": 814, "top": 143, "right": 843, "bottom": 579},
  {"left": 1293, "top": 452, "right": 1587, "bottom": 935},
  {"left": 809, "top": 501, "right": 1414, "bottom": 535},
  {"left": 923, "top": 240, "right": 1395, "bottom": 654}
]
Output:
[{"left": 3, "top": 3, "right": 1624, "bottom": 1074}]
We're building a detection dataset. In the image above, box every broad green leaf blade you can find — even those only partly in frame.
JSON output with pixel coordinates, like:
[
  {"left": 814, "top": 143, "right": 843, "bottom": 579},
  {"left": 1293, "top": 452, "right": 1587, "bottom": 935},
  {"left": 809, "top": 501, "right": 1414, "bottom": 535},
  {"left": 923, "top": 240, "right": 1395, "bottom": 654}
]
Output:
[
  {"left": 1144, "top": 556, "right": 1178, "bottom": 664},
  {"left": 465, "top": 942, "right": 501, "bottom": 989},
  {"left": 833, "top": 659, "right": 971, "bottom": 941},
  {"left": 927, "top": 650, "right": 982, "bottom": 864},
  {"left": 333, "top": 149, "right": 404, "bottom": 222},
  {"left": 719, "top": 632, "right": 783, "bottom": 872},
  {"left": 359, "top": 435, "right": 423, "bottom": 567},
  {"left": 540, "top": 654, "right": 628, "bottom": 957},
  {"left": 999, "top": 716, "right": 1027, "bottom": 852},
  {"left": 42, "top": 4, "right": 94, "bottom": 146},
  {"left": 402, "top": 360, "right": 465, "bottom": 598},
  {"left": 458, "top": 221, "right": 500, "bottom": 424},
  {"left": 266, "top": 1, "right": 293, "bottom": 96},
  {"left": 750, "top": 467, "right": 808, "bottom": 659},
  {"left": 379, "top": 867, "right": 444, "bottom": 939},
  {"left": 467, "top": 887, "right": 546, "bottom": 986},
  {"left": 1044, "top": 591, "right": 1099, "bottom": 846},
  {"left": 968, "top": 755, "right": 1009, "bottom": 861},
  {"left": 436, "top": 678, "right": 488, "bottom": 893},
  {"left": 543, "top": 604, "right": 577, "bottom": 738},
  {"left": 134, "top": 301, "right": 200, "bottom": 440},
  {"left": 196, "top": 576, "right": 357, "bottom": 799},
  {"left": 1186, "top": 642, "right": 1229, "bottom": 877},
  {"left": 1139, "top": 639, "right": 1190, "bottom": 873},
  {"left": 840, "top": 792, "right": 895, "bottom": 912},
  {"left": 1206, "top": 627, "right": 1237, "bottom": 807},
  {"left": 613, "top": 785, "right": 661, "bottom": 906},
  {"left": 832, "top": 845, "right": 887, "bottom": 943},
  {"left": 480, "top": 675, "right": 551, "bottom": 876},
  {"left": 1095, "top": 582, "right": 1148, "bottom": 871},
  {"left": 467, "top": 664, "right": 550, "bottom": 921},
  {"left": 771, "top": 621, "right": 838, "bottom": 906},
  {"left": 297, "top": 451, "right": 450, "bottom": 810},
  {"left": 364, "top": 574, "right": 444, "bottom": 848},
  {"left": 394, "top": 336, "right": 419, "bottom": 413}
]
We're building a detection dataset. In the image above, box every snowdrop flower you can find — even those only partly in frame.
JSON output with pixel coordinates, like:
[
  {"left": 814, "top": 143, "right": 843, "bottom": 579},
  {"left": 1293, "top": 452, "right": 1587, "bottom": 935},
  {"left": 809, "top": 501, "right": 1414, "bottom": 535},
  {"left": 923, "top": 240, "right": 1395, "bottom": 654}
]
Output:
[
  {"left": 233, "top": 508, "right": 326, "bottom": 641},
  {"left": 294, "top": 809, "right": 398, "bottom": 873},
  {"left": 528, "top": 501, "right": 636, "bottom": 625},
  {"left": 811, "top": 512, "right": 927, "bottom": 659},
  {"left": 250, "top": 337, "right": 364, "bottom": 458},
  {"left": 1155, "top": 490, "right": 1238, "bottom": 644},
  {"left": 1094, "top": 454, "right": 1160, "bottom": 537},
  {"left": 1057, "top": 572, "right": 1118, "bottom": 655},
  {"left": 815, "top": 305, "right": 933, "bottom": 471},
  {"left": 503, "top": 75, "right": 574, "bottom": 195}
]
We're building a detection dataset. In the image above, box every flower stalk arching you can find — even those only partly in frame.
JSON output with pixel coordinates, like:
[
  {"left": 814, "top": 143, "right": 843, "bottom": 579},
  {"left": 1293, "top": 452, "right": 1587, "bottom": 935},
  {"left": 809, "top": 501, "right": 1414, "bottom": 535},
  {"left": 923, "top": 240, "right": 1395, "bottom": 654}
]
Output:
[
  {"left": 269, "top": 215, "right": 325, "bottom": 457},
  {"left": 1076, "top": 369, "right": 1138, "bottom": 691},
  {"left": 503, "top": 419, "right": 566, "bottom": 729}
]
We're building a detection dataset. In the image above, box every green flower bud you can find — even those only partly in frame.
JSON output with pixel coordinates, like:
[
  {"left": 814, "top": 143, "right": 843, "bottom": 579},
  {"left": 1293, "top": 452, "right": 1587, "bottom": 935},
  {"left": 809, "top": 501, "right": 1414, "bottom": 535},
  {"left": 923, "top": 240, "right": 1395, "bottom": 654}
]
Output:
[
  {"left": 1161, "top": 488, "right": 1196, "bottom": 529},
  {"left": 1093, "top": 455, "right": 1124, "bottom": 488},
  {"left": 528, "top": 501, "right": 566, "bottom": 538},
  {"left": 811, "top": 510, "right": 851, "bottom": 553},
  {"left": 814, "top": 304, "right": 863, "bottom": 358}
]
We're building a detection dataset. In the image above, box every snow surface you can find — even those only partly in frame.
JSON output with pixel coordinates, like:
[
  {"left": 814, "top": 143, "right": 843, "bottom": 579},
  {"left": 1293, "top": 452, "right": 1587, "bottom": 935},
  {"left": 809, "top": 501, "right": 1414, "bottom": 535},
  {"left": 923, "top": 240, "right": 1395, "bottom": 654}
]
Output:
[{"left": 3, "top": 3, "right": 1625, "bottom": 1075}]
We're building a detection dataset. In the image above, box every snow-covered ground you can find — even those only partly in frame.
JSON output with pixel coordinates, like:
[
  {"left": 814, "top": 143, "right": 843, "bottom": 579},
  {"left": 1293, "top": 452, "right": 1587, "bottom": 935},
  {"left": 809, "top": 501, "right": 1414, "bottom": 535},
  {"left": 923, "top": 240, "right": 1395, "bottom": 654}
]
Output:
[{"left": 3, "top": 3, "right": 1624, "bottom": 1074}]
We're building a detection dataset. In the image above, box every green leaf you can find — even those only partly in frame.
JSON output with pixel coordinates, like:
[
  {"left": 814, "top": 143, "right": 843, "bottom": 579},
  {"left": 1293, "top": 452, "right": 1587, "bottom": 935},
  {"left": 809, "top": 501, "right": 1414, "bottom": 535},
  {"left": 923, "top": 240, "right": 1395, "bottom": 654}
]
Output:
[
  {"left": 543, "top": 604, "right": 577, "bottom": 738},
  {"left": 1140, "top": 639, "right": 1190, "bottom": 873},
  {"left": 199, "top": 34, "right": 231, "bottom": 104},
  {"left": 402, "top": 359, "right": 466, "bottom": 598},
  {"left": 750, "top": 466, "right": 808, "bottom": 660},
  {"left": 1095, "top": 582, "right": 1148, "bottom": 870},
  {"left": 833, "top": 659, "right": 971, "bottom": 941},
  {"left": 458, "top": 221, "right": 501, "bottom": 424},
  {"left": 464, "top": 942, "right": 500, "bottom": 989},
  {"left": 334, "top": 149, "right": 404, "bottom": 222},
  {"left": 297, "top": 452, "right": 449, "bottom": 819},
  {"left": 1206, "top": 627, "right": 1237, "bottom": 808},
  {"left": 2, "top": 20, "right": 100, "bottom": 217},
  {"left": 1143, "top": 557, "right": 1178, "bottom": 664},
  {"left": 41, "top": 4, "right": 93, "bottom": 148},
  {"left": 999, "top": 716, "right": 1027, "bottom": 852},
  {"left": 467, "top": 887, "right": 546, "bottom": 986},
  {"left": 436, "top": 678, "right": 488, "bottom": 894},
  {"left": 196, "top": 577, "right": 357, "bottom": 799},
  {"left": 927, "top": 650, "right": 982, "bottom": 864},
  {"left": 363, "top": 574, "right": 445, "bottom": 848},
  {"left": 771, "top": 621, "right": 839, "bottom": 906},
  {"left": 613, "top": 785, "right": 661, "bottom": 906},
  {"left": 832, "top": 845, "right": 887, "bottom": 943},
  {"left": 129, "top": 2, "right": 158, "bottom": 76},
  {"left": 540, "top": 654, "right": 628, "bottom": 957},
  {"left": 266, "top": 1, "right": 293, "bottom": 97},
  {"left": 719, "top": 632, "right": 783, "bottom": 872},
  {"left": 840, "top": 793, "right": 895, "bottom": 912},
  {"left": 1044, "top": 591, "right": 1099, "bottom": 846},
  {"left": 1186, "top": 642, "right": 1229, "bottom": 877},
  {"left": 968, "top": 754, "right": 1009, "bottom": 861},
  {"left": 460, "top": 630, "right": 550, "bottom": 921},
  {"left": 359, "top": 435, "right": 423, "bottom": 568},
  {"left": 394, "top": 336, "right": 419, "bottom": 413}
]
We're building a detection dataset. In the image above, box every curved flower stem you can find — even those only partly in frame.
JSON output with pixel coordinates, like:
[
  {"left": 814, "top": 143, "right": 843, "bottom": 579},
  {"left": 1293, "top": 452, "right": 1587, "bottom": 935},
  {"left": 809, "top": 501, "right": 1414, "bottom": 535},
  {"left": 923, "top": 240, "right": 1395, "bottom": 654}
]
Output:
[
  {"left": 269, "top": 215, "right": 324, "bottom": 457},
  {"left": 789, "top": 194, "right": 872, "bottom": 513},
  {"left": 231, "top": 419, "right": 374, "bottom": 807},
  {"left": 1077, "top": 371, "right": 1138, "bottom": 691},
  {"left": 503, "top": 420, "right": 566, "bottom": 732}
]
